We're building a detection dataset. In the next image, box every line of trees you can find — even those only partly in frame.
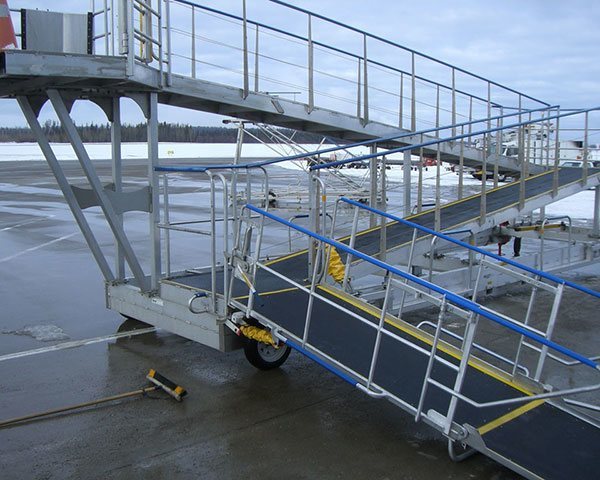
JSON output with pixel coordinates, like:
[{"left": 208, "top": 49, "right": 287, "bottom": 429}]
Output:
[{"left": 0, "top": 121, "right": 330, "bottom": 144}]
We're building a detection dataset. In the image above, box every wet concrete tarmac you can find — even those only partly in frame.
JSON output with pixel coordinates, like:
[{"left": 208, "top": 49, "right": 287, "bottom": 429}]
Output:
[{"left": 1, "top": 160, "right": 597, "bottom": 479}]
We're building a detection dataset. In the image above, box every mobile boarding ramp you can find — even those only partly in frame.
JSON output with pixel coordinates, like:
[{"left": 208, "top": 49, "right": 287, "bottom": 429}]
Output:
[{"left": 228, "top": 203, "right": 600, "bottom": 480}]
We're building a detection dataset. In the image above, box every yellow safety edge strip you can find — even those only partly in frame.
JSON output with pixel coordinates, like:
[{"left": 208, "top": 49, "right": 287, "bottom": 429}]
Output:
[
  {"left": 477, "top": 399, "right": 545, "bottom": 436},
  {"left": 317, "top": 284, "right": 533, "bottom": 396},
  {"left": 233, "top": 286, "right": 298, "bottom": 301}
]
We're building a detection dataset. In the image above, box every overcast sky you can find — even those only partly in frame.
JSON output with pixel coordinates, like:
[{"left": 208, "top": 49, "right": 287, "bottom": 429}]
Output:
[{"left": 2, "top": 0, "right": 599, "bottom": 128}]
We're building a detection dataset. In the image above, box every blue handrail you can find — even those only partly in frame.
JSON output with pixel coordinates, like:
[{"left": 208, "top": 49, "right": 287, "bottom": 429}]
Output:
[
  {"left": 245, "top": 203, "right": 599, "bottom": 371},
  {"left": 310, "top": 107, "right": 599, "bottom": 170},
  {"left": 340, "top": 197, "right": 600, "bottom": 301},
  {"left": 155, "top": 104, "right": 557, "bottom": 174}
]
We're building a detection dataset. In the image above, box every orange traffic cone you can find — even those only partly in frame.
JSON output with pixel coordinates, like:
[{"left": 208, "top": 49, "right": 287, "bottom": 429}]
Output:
[{"left": 0, "top": 0, "right": 17, "bottom": 50}]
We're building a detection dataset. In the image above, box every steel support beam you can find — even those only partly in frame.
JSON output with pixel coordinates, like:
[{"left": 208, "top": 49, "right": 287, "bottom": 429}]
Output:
[
  {"left": 111, "top": 96, "right": 125, "bottom": 280},
  {"left": 47, "top": 89, "right": 149, "bottom": 291},
  {"left": 17, "top": 95, "right": 115, "bottom": 283},
  {"left": 147, "top": 92, "right": 162, "bottom": 291}
]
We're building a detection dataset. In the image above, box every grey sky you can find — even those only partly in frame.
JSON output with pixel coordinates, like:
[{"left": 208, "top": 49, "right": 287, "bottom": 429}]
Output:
[{"left": 1, "top": 0, "right": 599, "bottom": 128}]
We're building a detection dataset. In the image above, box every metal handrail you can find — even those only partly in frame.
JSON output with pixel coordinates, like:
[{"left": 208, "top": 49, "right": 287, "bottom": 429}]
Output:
[
  {"left": 311, "top": 107, "right": 600, "bottom": 170},
  {"left": 241, "top": 203, "right": 599, "bottom": 441},
  {"left": 173, "top": 0, "right": 511, "bottom": 108},
  {"left": 267, "top": 0, "right": 549, "bottom": 107},
  {"left": 155, "top": 104, "right": 558, "bottom": 174},
  {"left": 339, "top": 196, "right": 600, "bottom": 301},
  {"left": 417, "top": 320, "right": 530, "bottom": 376},
  {"left": 245, "top": 203, "right": 599, "bottom": 370}
]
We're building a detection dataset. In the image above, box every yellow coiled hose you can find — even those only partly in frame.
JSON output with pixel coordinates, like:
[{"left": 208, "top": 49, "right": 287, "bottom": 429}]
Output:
[{"left": 239, "top": 325, "right": 277, "bottom": 346}]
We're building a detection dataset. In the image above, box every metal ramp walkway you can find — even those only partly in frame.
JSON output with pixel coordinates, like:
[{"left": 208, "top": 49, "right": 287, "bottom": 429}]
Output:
[
  {"left": 220, "top": 203, "right": 600, "bottom": 480},
  {"left": 2, "top": 2, "right": 600, "bottom": 478}
]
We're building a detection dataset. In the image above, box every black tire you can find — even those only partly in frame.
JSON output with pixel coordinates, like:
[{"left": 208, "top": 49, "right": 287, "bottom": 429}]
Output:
[{"left": 244, "top": 339, "right": 292, "bottom": 370}]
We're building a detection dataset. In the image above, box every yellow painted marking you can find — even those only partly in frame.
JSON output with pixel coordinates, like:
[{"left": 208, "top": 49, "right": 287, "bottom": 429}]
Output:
[
  {"left": 317, "top": 284, "right": 533, "bottom": 396},
  {"left": 264, "top": 249, "right": 307, "bottom": 266},
  {"left": 233, "top": 286, "right": 298, "bottom": 301},
  {"left": 478, "top": 399, "right": 545, "bottom": 436}
]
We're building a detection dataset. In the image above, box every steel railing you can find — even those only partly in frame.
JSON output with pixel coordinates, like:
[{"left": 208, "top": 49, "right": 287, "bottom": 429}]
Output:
[{"left": 239, "top": 203, "right": 599, "bottom": 439}]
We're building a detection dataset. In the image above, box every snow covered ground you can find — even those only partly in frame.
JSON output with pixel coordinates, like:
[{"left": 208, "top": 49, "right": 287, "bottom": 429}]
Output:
[{"left": 0, "top": 142, "right": 596, "bottom": 221}]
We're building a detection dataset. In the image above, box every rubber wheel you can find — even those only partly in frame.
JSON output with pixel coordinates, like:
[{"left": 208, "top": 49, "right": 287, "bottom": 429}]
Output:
[{"left": 244, "top": 339, "right": 291, "bottom": 370}]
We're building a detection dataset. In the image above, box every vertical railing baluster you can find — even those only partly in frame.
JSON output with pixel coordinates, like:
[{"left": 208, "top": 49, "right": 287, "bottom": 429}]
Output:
[
  {"left": 518, "top": 95, "right": 526, "bottom": 210},
  {"left": 411, "top": 52, "right": 416, "bottom": 131},
  {"left": 242, "top": 0, "right": 249, "bottom": 98},
  {"left": 451, "top": 68, "right": 456, "bottom": 138},
  {"left": 552, "top": 108, "right": 560, "bottom": 196},
  {"left": 363, "top": 33, "right": 369, "bottom": 124},
  {"left": 308, "top": 14, "right": 314, "bottom": 113},
  {"left": 254, "top": 25, "right": 260, "bottom": 92},
  {"left": 417, "top": 142, "right": 423, "bottom": 213},
  {"left": 435, "top": 85, "right": 441, "bottom": 231},
  {"left": 191, "top": 5, "right": 196, "bottom": 78},
  {"left": 582, "top": 111, "right": 589, "bottom": 185},
  {"left": 398, "top": 72, "right": 404, "bottom": 129},
  {"left": 458, "top": 125, "right": 464, "bottom": 200},
  {"left": 367, "top": 272, "right": 393, "bottom": 389},
  {"left": 356, "top": 58, "right": 362, "bottom": 119},
  {"left": 165, "top": 0, "right": 172, "bottom": 85}
]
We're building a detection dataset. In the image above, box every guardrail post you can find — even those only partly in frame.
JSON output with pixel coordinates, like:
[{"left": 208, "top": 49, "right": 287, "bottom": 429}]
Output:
[
  {"left": 254, "top": 25, "right": 260, "bottom": 92},
  {"left": 369, "top": 143, "right": 377, "bottom": 228},
  {"left": 445, "top": 311, "right": 479, "bottom": 434},
  {"left": 534, "top": 283, "right": 564, "bottom": 381},
  {"left": 403, "top": 150, "right": 411, "bottom": 217},
  {"left": 191, "top": 5, "right": 196, "bottom": 78},
  {"left": 398, "top": 72, "right": 404, "bottom": 129},
  {"left": 493, "top": 109, "right": 501, "bottom": 188},
  {"left": 242, "top": 0, "right": 249, "bottom": 99},
  {"left": 582, "top": 111, "right": 589, "bottom": 185},
  {"left": 552, "top": 109, "right": 560, "bottom": 196},
  {"left": 417, "top": 143, "right": 423, "bottom": 212},
  {"left": 356, "top": 58, "right": 361, "bottom": 119},
  {"left": 380, "top": 154, "right": 388, "bottom": 260},
  {"left": 164, "top": 0, "right": 172, "bottom": 85},
  {"left": 308, "top": 14, "right": 314, "bottom": 112},
  {"left": 363, "top": 33, "right": 369, "bottom": 124},
  {"left": 458, "top": 125, "right": 464, "bottom": 200},
  {"left": 518, "top": 96, "right": 526, "bottom": 210},
  {"left": 593, "top": 186, "right": 600, "bottom": 238},
  {"left": 411, "top": 52, "right": 416, "bottom": 131},
  {"left": 434, "top": 86, "right": 441, "bottom": 231},
  {"left": 308, "top": 170, "right": 318, "bottom": 274},
  {"left": 451, "top": 68, "right": 456, "bottom": 138}
]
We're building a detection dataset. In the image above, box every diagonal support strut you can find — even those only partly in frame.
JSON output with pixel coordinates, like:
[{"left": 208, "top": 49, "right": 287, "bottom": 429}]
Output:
[{"left": 47, "top": 89, "right": 150, "bottom": 291}]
